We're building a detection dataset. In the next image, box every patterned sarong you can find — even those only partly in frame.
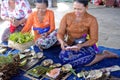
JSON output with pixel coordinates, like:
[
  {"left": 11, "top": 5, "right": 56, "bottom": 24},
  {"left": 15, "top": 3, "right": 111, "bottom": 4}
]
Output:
[
  {"left": 35, "top": 30, "right": 57, "bottom": 49},
  {"left": 59, "top": 46, "right": 97, "bottom": 67}
]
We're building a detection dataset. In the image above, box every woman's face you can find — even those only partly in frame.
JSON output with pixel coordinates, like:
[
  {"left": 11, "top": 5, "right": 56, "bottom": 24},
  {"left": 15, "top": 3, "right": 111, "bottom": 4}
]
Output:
[
  {"left": 35, "top": 3, "right": 47, "bottom": 15},
  {"left": 73, "top": 2, "right": 88, "bottom": 17}
]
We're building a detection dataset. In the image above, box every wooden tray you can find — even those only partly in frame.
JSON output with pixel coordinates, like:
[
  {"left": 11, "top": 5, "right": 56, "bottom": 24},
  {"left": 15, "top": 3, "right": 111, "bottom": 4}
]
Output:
[{"left": 20, "top": 56, "right": 45, "bottom": 71}]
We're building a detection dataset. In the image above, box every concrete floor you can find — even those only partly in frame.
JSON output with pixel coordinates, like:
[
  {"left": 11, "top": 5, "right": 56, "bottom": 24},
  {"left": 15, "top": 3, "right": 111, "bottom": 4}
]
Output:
[{"left": 0, "top": 2, "right": 120, "bottom": 49}]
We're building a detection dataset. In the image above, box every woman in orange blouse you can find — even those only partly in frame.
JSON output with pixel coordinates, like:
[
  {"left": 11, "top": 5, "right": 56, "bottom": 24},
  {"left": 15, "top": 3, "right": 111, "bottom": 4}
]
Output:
[
  {"left": 57, "top": 0, "right": 119, "bottom": 67},
  {"left": 22, "top": 0, "right": 57, "bottom": 49}
]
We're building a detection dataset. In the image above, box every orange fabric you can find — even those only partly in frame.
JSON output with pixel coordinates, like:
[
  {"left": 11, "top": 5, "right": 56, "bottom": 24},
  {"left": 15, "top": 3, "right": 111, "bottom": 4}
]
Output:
[
  {"left": 57, "top": 12, "right": 98, "bottom": 46},
  {"left": 21, "top": 9, "right": 55, "bottom": 41}
]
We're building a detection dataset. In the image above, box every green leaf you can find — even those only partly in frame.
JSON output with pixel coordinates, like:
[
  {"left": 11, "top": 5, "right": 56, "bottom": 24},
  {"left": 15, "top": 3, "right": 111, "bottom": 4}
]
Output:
[{"left": 9, "top": 32, "right": 34, "bottom": 44}]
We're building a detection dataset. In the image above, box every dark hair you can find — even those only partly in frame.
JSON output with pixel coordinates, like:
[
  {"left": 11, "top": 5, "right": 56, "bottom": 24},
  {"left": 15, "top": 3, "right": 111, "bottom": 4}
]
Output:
[
  {"left": 34, "top": 0, "right": 48, "bottom": 7},
  {"left": 74, "top": 0, "right": 89, "bottom": 7}
]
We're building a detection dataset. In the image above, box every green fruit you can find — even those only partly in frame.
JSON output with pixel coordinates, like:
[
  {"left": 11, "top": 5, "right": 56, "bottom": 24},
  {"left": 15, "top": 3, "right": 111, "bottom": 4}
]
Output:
[{"left": 33, "top": 69, "right": 38, "bottom": 73}]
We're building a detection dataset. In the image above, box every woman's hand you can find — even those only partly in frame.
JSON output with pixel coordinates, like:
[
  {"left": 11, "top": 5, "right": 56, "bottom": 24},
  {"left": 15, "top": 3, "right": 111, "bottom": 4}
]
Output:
[
  {"left": 61, "top": 42, "right": 68, "bottom": 50},
  {"left": 60, "top": 41, "right": 68, "bottom": 50},
  {"left": 58, "top": 39, "right": 68, "bottom": 50},
  {"left": 67, "top": 44, "right": 83, "bottom": 52},
  {"left": 66, "top": 46, "right": 78, "bottom": 51},
  {"left": 12, "top": 19, "right": 20, "bottom": 27},
  {"left": 12, "top": 18, "right": 26, "bottom": 27},
  {"left": 41, "top": 33, "right": 49, "bottom": 38},
  {"left": 5, "top": 17, "right": 14, "bottom": 22},
  {"left": 75, "top": 44, "right": 83, "bottom": 51}
]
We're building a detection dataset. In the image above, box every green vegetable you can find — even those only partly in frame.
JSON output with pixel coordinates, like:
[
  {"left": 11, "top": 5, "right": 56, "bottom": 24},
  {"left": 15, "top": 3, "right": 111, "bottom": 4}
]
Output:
[
  {"left": 0, "top": 54, "right": 13, "bottom": 67},
  {"left": 9, "top": 32, "right": 34, "bottom": 44},
  {"left": 70, "top": 68, "right": 77, "bottom": 76}
]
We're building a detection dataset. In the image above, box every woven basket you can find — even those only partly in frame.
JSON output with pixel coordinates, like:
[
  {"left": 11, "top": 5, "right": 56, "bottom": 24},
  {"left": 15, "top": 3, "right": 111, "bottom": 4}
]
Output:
[{"left": 8, "top": 40, "right": 34, "bottom": 51}]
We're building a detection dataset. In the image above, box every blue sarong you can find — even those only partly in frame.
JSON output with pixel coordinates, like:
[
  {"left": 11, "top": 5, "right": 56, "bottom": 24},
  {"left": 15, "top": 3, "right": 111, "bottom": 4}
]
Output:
[{"left": 59, "top": 46, "right": 96, "bottom": 67}]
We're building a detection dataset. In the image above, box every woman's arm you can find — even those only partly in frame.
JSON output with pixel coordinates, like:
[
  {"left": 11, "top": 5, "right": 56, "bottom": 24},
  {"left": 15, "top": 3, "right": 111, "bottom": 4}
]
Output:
[
  {"left": 57, "top": 14, "right": 68, "bottom": 41},
  {"left": 21, "top": 13, "right": 34, "bottom": 33},
  {"left": 19, "top": 18, "right": 27, "bottom": 24},
  {"left": 0, "top": 1, "right": 9, "bottom": 21},
  {"left": 57, "top": 14, "right": 68, "bottom": 50},
  {"left": 48, "top": 10, "right": 55, "bottom": 34},
  {"left": 77, "top": 18, "right": 98, "bottom": 48},
  {"left": 12, "top": 18, "right": 27, "bottom": 27},
  {"left": 13, "top": 0, "right": 32, "bottom": 27}
]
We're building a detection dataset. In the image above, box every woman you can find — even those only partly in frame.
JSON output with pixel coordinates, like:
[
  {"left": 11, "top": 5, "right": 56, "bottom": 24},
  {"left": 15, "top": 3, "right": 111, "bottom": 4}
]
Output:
[
  {"left": 57, "top": 0, "right": 119, "bottom": 67},
  {"left": 21, "top": 0, "right": 57, "bottom": 49},
  {"left": 0, "top": 0, "right": 32, "bottom": 42}
]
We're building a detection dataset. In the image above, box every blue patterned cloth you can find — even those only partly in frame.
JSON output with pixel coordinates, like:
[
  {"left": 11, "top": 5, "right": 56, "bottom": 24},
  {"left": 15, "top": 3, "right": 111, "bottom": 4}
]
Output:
[
  {"left": 5, "top": 46, "right": 120, "bottom": 80},
  {"left": 35, "top": 30, "right": 57, "bottom": 49},
  {"left": 0, "top": 42, "right": 120, "bottom": 80},
  {"left": 59, "top": 46, "right": 96, "bottom": 67}
]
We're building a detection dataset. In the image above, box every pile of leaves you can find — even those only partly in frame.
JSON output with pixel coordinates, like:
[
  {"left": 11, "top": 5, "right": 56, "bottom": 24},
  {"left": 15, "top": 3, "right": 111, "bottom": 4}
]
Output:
[
  {"left": 9, "top": 32, "right": 34, "bottom": 44},
  {"left": 0, "top": 54, "right": 20, "bottom": 80}
]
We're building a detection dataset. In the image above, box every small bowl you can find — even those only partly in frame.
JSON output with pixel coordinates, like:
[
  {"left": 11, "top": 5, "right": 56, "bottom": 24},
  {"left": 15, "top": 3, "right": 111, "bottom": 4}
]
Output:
[
  {"left": 42, "top": 59, "right": 53, "bottom": 66},
  {"left": 61, "top": 64, "right": 72, "bottom": 72},
  {"left": 37, "top": 52, "right": 43, "bottom": 59}
]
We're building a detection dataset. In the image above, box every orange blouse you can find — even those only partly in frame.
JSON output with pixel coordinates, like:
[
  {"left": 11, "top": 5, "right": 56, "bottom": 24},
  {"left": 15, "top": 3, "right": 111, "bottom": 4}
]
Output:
[
  {"left": 57, "top": 12, "right": 98, "bottom": 46},
  {"left": 21, "top": 9, "right": 55, "bottom": 41}
]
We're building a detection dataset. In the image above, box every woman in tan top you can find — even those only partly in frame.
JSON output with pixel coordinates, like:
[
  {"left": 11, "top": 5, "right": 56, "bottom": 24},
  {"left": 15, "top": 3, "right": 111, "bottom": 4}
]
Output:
[{"left": 57, "top": 0, "right": 119, "bottom": 67}]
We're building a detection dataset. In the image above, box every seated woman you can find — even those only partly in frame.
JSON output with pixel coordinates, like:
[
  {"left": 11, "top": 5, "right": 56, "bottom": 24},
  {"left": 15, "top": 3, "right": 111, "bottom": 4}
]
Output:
[
  {"left": 57, "top": 0, "right": 119, "bottom": 67},
  {"left": 21, "top": 0, "right": 57, "bottom": 50},
  {"left": 0, "top": 0, "right": 32, "bottom": 42}
]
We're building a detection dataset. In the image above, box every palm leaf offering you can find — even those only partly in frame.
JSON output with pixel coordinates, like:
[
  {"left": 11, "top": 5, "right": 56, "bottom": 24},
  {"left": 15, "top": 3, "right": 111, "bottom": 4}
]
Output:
[
  {"left": 9, "top": 32, "right": 34, "bottom": 44},
  {"left": 46, "top": 64, "right": 73, "bottom": 80},
  {"left": 27, "top": 65, "right": 53, "bottom": 78},
  {"left": 19, "top": 51, "right": 45, "bottom": 71}
]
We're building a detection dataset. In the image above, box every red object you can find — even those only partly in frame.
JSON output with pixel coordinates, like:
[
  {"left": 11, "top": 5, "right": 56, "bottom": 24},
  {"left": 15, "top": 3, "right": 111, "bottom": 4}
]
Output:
[
  {"left": 94, "top": 0, "right": 102, "bottom": 5},
  {"left": 10, "top": 23, "right": 16, "bottom": 33},
  {"left": 105, "top": 0, "right": 115, "bottom": 7}
]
